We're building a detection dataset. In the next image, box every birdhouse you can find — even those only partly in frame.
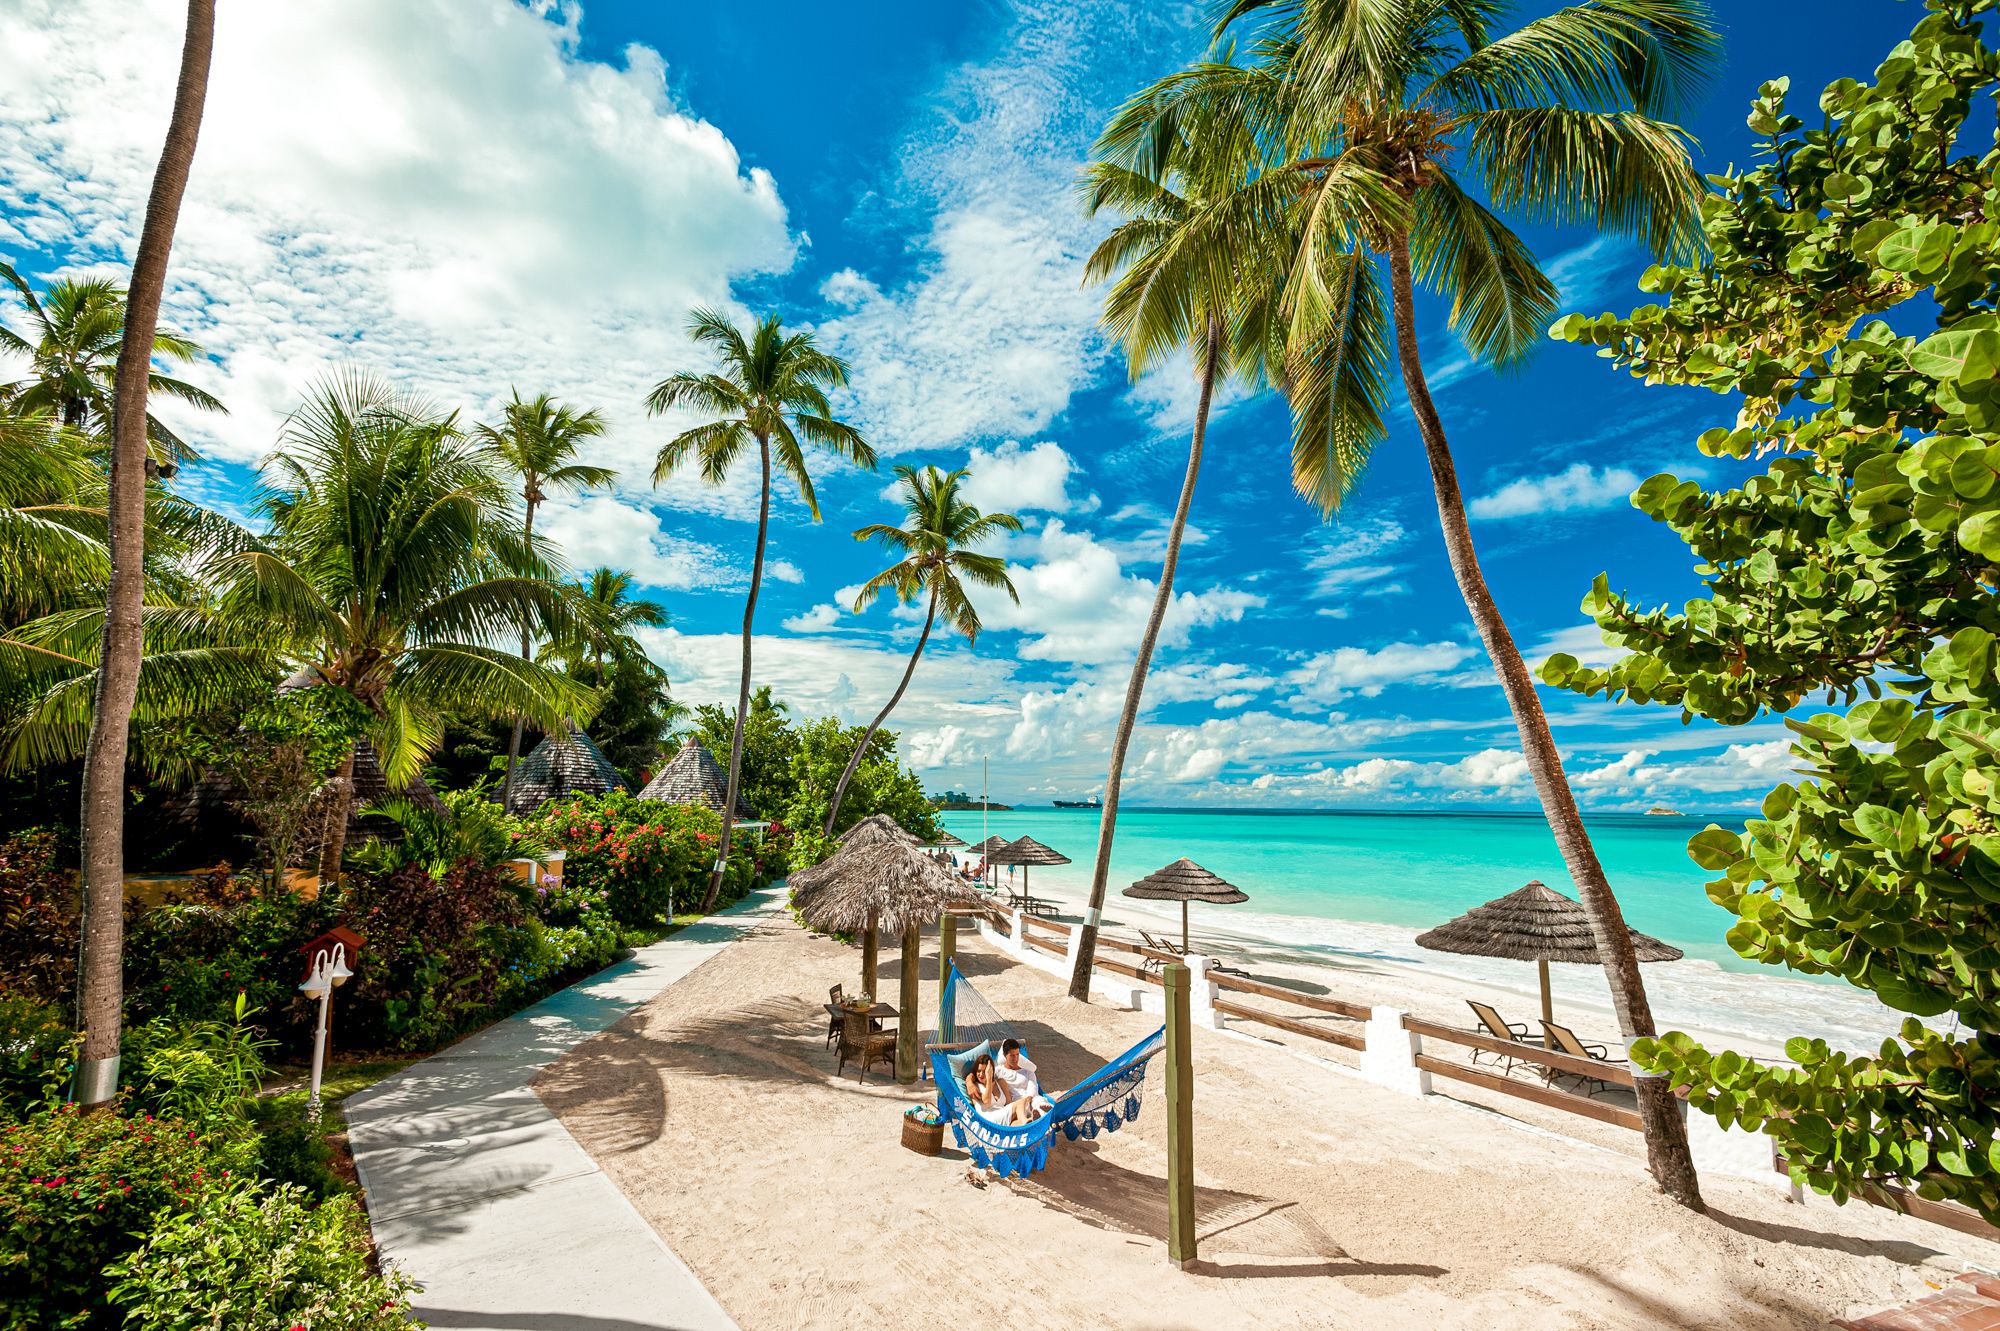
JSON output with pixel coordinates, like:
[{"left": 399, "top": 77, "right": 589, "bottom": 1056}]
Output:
[{"left": 299, "top": 925, "right": 365, "bottom": 983}]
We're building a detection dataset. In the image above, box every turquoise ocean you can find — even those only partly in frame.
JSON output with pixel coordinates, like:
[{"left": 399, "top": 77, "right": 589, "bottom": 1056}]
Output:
[{"left": 938, "top": 807, "right": 1901, "bottom": 1050}]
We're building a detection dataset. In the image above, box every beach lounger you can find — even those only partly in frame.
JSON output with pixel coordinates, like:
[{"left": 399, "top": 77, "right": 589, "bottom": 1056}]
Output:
[
  {"left": 1465, "top": 1000, "right": 1533, "bottom": 1075},
  {"left": 1140, "top": 929, "right": 1244, "bottom": 976},
  {"left": 1539, "top": 1020, "right": 1626, "bottom": 1099}
]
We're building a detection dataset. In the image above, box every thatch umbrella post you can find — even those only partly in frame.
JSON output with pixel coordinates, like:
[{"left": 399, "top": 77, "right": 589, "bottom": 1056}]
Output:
[
  {"left": 896, "top": 921, "right": 921, "bottom": 1083},
  {"left": 1414, "top": 881, "right": 1683, "bottom": 1049},
  {"left": 862, "top": 910, "right": 880, "bottom": 998},
  {"left": 1122, "top": 859, "right": 1249, "bottom": 960}
]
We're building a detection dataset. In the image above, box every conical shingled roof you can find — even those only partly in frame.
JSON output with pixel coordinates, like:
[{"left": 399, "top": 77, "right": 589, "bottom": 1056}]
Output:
[
  {"left": 1414, "top": 881, "right": 1683, "bottom": 966},
  {"left": 505, "top": 725, "right": 628, "bottom": 816},
  {"left": 636, "top": 737, "right": 751, "bottom": 817},
  {"left": 1122, "top": 858, "right": 1248, "bottom": 905},
  {"left": 989, "top": 835, "right": 1070, "bottom": 866}
]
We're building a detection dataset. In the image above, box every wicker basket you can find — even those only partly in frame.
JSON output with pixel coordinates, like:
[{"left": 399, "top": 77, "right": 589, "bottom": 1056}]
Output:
[{"left": 901, "top": 1114, "right": 945, "bottom": 1156}]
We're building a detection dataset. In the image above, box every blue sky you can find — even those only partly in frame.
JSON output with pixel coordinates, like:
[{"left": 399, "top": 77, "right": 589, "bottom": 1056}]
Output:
[{"left": 0, "top": 0, "right": 1921, "bottom": 809}]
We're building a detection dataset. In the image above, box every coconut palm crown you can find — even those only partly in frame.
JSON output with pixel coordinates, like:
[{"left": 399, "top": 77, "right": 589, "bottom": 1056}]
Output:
[{"left": 825, "top": 465, "right": 1020, "bottom": 834}]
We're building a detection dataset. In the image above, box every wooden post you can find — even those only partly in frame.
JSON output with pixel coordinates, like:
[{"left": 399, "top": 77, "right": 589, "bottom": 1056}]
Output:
[
  {"left": 1538, "top": 958, "right": 1554, "bottom": 1048},
  {"left": 897, "top": 922, "right": 920, "bottom": 1084},
  {"left": 862, "top": 920, "right": 879, "bottom": 998},
  {"left": 1164, "top": 962, "right": 1196, "bottom": 1267},
  {"left": 939, "top": 913, "right": 957, "bottom": 982}
]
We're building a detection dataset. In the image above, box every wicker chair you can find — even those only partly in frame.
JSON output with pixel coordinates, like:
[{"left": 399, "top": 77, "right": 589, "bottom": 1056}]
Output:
[
  {"left": 826, "top": 985, "right": 844, "bottom": 1049},
  {"left": 837, "top": 1008, "right": 897, "bottom": 1083}
]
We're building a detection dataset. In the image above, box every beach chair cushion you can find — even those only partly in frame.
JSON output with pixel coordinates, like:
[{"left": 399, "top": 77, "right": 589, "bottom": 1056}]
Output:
[{"left": 944, "top": 1040, "right": 993, "bottom": 1085}]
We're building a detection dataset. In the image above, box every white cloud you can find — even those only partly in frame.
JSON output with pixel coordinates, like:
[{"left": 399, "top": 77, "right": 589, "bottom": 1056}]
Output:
[
  {"left": 0, "top": 0, "right": 794, "bottom": 535},
  {"left": 767, "top": 560, "right": 806, "bottom": 585},
  {"left": 537, "top": 493, "right": 735, "bottom": 591},
  {"left": 1284, "top": 640, "right": 1479, "bottom": 705},
  {"left": 974, "top": 519, "right": 1262, "bottom": 665},
  {"left": 1530, "top": 623, "right": 1628, "bottom": 670},
  {"left": 811, "top": 2, "right": 1191, "bottom": 452},
  {"left": 781, "top": 603, "right": 844, "bottom": 634},
  {"left": 1302, "top": 516, "right": 1410, "bottom": 601},
  {"left": 1469, "top": 463, "right": 1641, "bottom": 521},
  {"left": 960, "top": 440, "right": 1095, "bottom": 516}
]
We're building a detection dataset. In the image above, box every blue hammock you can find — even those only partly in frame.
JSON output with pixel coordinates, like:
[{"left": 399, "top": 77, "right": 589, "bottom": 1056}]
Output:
[{"left": 928, "top": 961, "right": 1165, "bottom": 1177}]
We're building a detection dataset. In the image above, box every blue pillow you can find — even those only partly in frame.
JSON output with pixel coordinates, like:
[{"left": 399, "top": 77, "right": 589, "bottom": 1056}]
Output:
[{"left": 945, "top": 1040, "right": 992, "bottom": 1086}]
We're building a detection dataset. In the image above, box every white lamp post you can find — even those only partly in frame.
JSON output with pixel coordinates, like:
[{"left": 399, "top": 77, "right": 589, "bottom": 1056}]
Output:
[{"left": 299, "top": 941, "right": 354, "bottom": 1121}]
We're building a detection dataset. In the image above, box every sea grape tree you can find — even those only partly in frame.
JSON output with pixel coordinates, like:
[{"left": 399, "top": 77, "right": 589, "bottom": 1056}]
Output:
[{"left": 1543, "top": 0, "right": 2000, "bottom": 1219}]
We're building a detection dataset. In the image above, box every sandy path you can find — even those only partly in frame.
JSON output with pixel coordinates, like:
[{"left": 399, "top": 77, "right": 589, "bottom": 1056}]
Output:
[{"left": 536, "top": 916, "right": 1996, "bottom": 1331}]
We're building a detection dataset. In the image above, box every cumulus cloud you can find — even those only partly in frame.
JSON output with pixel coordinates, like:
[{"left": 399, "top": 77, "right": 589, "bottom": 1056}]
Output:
[
  {"left": 1469, "top": 463, "right": 1641, "bottom": 521},
  {"left": 1284, "top": 640, "right": 1480, "bottom": 705},
  {"left": 781, "top": 603, "right": 844, "bottom": 634},
  {"left": 537, "top": 493, "right": 737, "bottom": 591},
  {"left": 960, "top": 440, "right": 1095, "bottom": 516},
  {"left": 0, "top": 0, "right": 797, "bottom": 553}
]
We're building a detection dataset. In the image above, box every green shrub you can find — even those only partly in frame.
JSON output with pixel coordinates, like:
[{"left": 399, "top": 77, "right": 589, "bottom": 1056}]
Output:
[
  {"left": 245, "top": 1095, "right": 345, "bottom": 1202},
  {"left": 105, "top": 1182, "right": 413, "bottom": 1330},
  {"left": 0, "top": 1107, "right": 245, "bottom": 1330},
  {"left": 120, "top": 998, "right": 275, "bottom": 1140},
  {"left": 123, "top": 877, "right": 331, "bottom": 1045},
  {"left": 0, "top": 997, "right": 75, "bottom": 1122}
]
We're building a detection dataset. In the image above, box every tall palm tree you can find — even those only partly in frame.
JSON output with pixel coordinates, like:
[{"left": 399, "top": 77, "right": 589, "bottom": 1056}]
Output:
[
  {"left": 1104, "top": 0, "right": 1718, "bottom": 1206},
  {"left": 827, "top": 465, "right": 1020, "bottom": 835},
  {"left": 647, "top": 309, "right": 876, "bottom": 911},
  {"left": 555, "top": 566, "right": 669, "bottom": 679},
  {"left": 1066, "top": 70, "right": 1295, "bottom": 1000},
  {"left": 74, "top": 0, "right": 217, "bottom": 1108},
  {"left": 475, "top": 391, "right": 614, "bottom": 807},
  {"left": 0, "top": 262, "right": 224, "bottom": 463},
  {"left": 217, "top": 372, "right": 595, "bottom": 881}
]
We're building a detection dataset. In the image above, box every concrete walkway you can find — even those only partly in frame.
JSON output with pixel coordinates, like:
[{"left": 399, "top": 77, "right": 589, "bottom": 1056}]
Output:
[{"left": 346, "top": 886, "right": 785, "bottom": 1331}]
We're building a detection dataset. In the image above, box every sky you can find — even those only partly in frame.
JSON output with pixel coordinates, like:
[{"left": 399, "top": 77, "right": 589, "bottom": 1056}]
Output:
[{"left": 0, "top": 0, "right": 1926, "bottom": 811}]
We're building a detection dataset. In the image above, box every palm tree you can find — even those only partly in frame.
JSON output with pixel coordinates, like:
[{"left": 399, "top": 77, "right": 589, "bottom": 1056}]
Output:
[
  {"left": 74, "top": 0, "right": 218, "bottom": 1109},
  {"left": 826, "top": 466, "right": 1020, "bottom": 835},
  {"left": 648, "top": 309, "right": 876, "bottom": 911},
  {"left": 555, "top": 566, "right": 669, "bottom": 679},
  {"left": 475, "top": 391, "right": 614, "bottom": 808},
  {"left": 1103, "top": 0, "right": 1718, "bottom": 1206},
  {"left": 216, "top": 372, "right": 595, "bottom": 881},
  {"left": 1066, "top": 71, "right": 1293, "bottom": 1000},
  {"left": 0, "top": 262, "right": 224, "bottom": 463}
]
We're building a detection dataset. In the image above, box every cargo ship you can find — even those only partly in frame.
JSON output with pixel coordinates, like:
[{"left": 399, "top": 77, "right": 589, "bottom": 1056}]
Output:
[{"left": 1052, "top": 797, "right": 1103, "bottom": 809}]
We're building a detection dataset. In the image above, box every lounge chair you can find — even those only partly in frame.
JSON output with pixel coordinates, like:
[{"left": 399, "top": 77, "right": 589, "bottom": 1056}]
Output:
[
  {"left": 826, "top": 984, "right": 844, "bottom": 1049},
  {"left": 837, "top": 1008, "right": 897, "bottom": 1083},
  {"left": 1540, "top": 1020, "right": 1626, "bottom": 1099},
  {"left": 1140, "top": 930, "right": 1243, "bottom": 976},
  {"left": 1465, "top": 1000, "right": 1533, "bottom": 1075}
]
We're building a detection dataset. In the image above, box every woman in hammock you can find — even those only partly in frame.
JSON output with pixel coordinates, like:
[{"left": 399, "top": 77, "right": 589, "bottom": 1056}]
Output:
[{"left": 964, "top": 1052, "right": 1044, "bottom": 1126}]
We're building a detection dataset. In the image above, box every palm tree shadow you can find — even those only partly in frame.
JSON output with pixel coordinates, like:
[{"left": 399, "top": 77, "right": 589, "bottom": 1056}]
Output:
[{"left": 1002, "top": 1144, "right": 1446, "bottom": 1283}]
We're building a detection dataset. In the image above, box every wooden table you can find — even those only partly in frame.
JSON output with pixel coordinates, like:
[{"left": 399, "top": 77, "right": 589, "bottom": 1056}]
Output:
[{"left": 825, "top": 1001, "right": 898, "bottom": 1024}]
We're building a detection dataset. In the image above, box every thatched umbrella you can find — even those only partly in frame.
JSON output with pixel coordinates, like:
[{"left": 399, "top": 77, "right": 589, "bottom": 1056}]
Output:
[
  {"left": 835, "top": 812, "right": 920, "bottom": 847},
  {"left": 637, "top": 737, "right": 752, "bottom": 817},
  {"left": 1122, "top": 858, "right": 1248, "bottom": 954},
  {"left": 791, "top": 839, "right": 983, "bottom": 1083},
  {"left": 989, "top": 835, "right": 1069, "bottom": 906},
  {"left": 970, "top": 835, "right": 1011, "bottom": 888},
  {"left": 1415, "top": 881, "right": 1684, "bottom": 1046},
  {"left": 930, "top": 829, "right": 967, "bottom": 848},
  {"left": 505, "top": 724, "right": 627, "bottom": 816}
]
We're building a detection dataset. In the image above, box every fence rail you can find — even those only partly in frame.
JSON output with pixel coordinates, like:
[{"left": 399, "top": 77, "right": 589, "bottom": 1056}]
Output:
[
  {"left": 1213, "top": 972, "right": 1372, "bottom": 1023},
  {"left": 1213, "top": 998, "right": 1365, "bottom": 1051}
]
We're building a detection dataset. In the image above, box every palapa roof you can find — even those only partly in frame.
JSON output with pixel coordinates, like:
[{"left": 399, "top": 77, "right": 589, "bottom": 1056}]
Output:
[
  {"left": 636, "top": 737, "right": 751, "bottom": 817},
  {"left": 836, "top": 813, "right": 921, "bottom": 847},
  {"left": 971, "top": 835, "right": 1011, "bottom": 857},
  {"left": 1122, "top": 858, "right": 1248, "bottom": 905},
  {"left": 989, "top": 835, "right": 1070, "bottom": 866},
  {"left": 930, "top": 830, "right": 968, "bottom": 848},
  {"left": 788, "top": 839, "right": 983, "bottom": 935},
  {"left": 505, "top": 724, "right": 628, "bottom": 816},
  {"left": 1414, "top": 881, "right": 1684, "bottom": 966}
]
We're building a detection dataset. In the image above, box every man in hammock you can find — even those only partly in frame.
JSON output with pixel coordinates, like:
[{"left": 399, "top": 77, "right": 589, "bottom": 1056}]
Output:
[{"left": 995, "top": 1039, "right": 1044, "bottom": 1107}]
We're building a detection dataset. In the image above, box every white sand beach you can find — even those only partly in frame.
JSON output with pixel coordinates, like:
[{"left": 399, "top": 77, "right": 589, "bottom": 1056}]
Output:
[{"left": 535, "top": 913, "right": 2000, "bottom": 1331}]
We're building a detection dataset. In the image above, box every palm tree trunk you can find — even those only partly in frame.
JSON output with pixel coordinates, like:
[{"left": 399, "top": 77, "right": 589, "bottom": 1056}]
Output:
[
  {"left": 1384, "top": 236, "right": 1702, "bottom": 1210},
  {"left": 701, "top": 435, "right": 770, "bottom": 912},
  {"left": 1069, "top": 320, "right": 1222, "bottom": 1001},
  {"left": 73, "top": 0, "right": 215, "bottom": 1107},
  {"left": 500, "top": 497, "right": 538, "bottom": 810},
  {"left": 825, "top": 587, "right": 938, "bottom": 836},
  {"left": 314, "top": 742, "right": 357, "bottom": 884}
]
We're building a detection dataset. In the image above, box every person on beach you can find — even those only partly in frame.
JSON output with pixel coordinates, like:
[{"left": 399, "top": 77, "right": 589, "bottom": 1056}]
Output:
[
  {"left": 964, "top": 1052, "right": 1041, "bottom": 1125},
  {"left": 995, "top": 1038, "right": 1041, "bottom": 1101}
]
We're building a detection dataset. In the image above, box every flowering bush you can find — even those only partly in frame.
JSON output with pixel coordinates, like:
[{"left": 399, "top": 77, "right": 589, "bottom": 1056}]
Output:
[
  {"left": 528, "top": 792, "right": 753, "bottom": 926},
  {"left": 0, "top": 1107, "right": 247, "bottom": 1329},
  {"left": 105, "top": 1181, "right": 414, "bottom": 1330}
]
